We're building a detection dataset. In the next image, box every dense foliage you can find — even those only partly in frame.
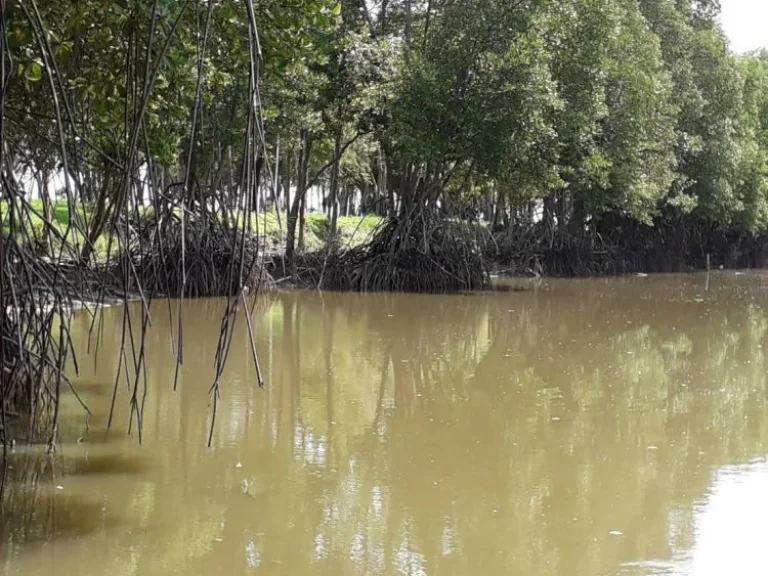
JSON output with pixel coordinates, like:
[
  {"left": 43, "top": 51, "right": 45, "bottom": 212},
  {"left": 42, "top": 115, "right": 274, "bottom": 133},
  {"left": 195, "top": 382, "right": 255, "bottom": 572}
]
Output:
[{"left": 1, "top": 0, "right": 767, "bottom": 273}]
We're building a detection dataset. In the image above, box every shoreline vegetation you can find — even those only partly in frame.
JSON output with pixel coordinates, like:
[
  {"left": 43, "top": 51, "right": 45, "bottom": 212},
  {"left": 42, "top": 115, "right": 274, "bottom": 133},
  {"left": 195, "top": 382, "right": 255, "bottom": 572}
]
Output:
[
  {"left": 3, "top": 0, "right": 768, "bottom": 452},
  {"left": 7, "top": 196, "right": 766, "bottom": 287}
]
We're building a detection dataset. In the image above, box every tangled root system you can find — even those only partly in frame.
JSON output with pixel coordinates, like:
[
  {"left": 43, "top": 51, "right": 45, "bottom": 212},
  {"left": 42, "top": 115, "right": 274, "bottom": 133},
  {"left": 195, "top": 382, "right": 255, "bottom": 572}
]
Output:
[
  {"left": 320, "top": 211, "right": 489, "bottom": 293},
  {"left": 127, "top": 214, "right": 275, "bottom": 298}
]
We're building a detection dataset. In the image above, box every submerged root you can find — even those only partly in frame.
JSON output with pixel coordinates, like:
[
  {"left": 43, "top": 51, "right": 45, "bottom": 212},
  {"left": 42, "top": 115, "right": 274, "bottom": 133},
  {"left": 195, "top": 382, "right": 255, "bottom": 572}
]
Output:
[{"left": 319, "top": 211, "right": 489, "bottom": 293}]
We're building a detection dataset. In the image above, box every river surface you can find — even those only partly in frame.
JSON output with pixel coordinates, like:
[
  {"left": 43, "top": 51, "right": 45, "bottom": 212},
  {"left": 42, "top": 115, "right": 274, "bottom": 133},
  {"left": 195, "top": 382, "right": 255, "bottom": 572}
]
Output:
[{"left": 2, "top": 273, "right": 768, "bottom": 575}]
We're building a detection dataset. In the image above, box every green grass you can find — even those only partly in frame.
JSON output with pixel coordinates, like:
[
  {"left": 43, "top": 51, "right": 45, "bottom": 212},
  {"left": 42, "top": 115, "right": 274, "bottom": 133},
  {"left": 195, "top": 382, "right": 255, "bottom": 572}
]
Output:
[
  {"left": 253, "top": 210, "right": 381, "bottom": 252},
  {"left": 1, "top": 198, "right": 93, "bottom": 225},
  {"left": 2, "top": 200, "right": 381, "bottom": 259},
  {"left": 1, "top": 199, "right": 114, "bottom": 260}
]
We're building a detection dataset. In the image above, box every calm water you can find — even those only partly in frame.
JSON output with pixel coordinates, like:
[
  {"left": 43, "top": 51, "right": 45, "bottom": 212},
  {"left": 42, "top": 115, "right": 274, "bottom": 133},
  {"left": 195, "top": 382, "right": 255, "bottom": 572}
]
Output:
[{"left": 2, "top": 273, "right": 768, "bottom": 575}]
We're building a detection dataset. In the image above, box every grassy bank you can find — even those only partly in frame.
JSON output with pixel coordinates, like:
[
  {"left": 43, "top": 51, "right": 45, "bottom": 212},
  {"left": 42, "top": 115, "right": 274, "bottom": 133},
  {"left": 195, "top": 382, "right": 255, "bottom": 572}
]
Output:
[
  {"left": 257, "top": 211, "right": 381, "bottom": 252},
  {"left": 1, "top": 199, "right": 382, "bottom": 261}
]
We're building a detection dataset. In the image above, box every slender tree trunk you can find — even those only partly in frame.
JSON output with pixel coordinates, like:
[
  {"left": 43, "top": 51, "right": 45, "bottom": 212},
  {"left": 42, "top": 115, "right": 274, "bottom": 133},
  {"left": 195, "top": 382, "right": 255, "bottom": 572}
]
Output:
[
  {"left": 423, "top": 0, "right": 433, "bottom": 47},
  {"left": 252, "top": 151, "right": 264, "bottom": 215},
  {"left": 398, "top": 162, "right": 415, "bottom": 217},
  {"left": 442, "top": 194, "right": 451, "bottom": 218},
  {"left": 298, "top": 193, "right": 306, "bottom": 251},
  {"left": 226, "top": 145, "right": 235, "bottom": 218},
  {"left": 286, "top": 130, "right": 311, "bottom": 264},
  {"left": 271, "top": 136, "right": 282, "bottom": 231},
  {"left": 570, "top": 195, "right": 584, "bottom": 236},
  {"left": 543, "top": 191, "right": 555, "bottom": 236},
  {"left": 376, "top": 148, "right": 391, "bottom": 216},
  {"left": 329, "top": 129, "right": 342, "bottom": 241},
  {"left": 282, "top": 151, "right": 291, "bottom": 213},
  {"left": 405, "top": 0, "right": 412, "bottom": 53},
  {"left": 80, "top": 165, "right": 114, "bottom": 265},
  {"left": 492, "top": 192, "right": 504, "bottom": 231},
  {"left": 384, "top": 166, "right": 393, "bottom": 216},
  {"left": 38, "top": 169, "right": 52, "bottom": 250},
  {"left": 379, "top": 0, "right": 388, "bottom": 32},
  {"left": 556, "top": 189, "right": 567, "bottom": 233}
]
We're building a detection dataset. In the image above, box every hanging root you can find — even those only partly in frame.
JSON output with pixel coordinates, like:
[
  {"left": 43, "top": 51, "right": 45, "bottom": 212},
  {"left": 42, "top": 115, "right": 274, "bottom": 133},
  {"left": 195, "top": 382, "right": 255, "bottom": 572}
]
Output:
[
  {"left": 319, "top": 210, "right": 490, "bottom": 293},
  {"left": 0, "top": 234, "right": 80, "bottom": 444},
  {"left": 125, "top": 213, "right": 275, "bottom": 298}
]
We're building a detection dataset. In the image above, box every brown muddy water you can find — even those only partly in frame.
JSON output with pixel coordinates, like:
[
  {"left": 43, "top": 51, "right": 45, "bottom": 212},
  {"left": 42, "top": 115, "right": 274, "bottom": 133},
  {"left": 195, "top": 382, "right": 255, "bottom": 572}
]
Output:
[{"left": 2, "top": 273, "right": 768, "bottom": 575}]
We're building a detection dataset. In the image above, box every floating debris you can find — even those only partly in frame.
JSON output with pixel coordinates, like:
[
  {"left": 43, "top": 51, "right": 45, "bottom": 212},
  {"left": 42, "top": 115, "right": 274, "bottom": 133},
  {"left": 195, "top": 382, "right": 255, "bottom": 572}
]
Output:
[{"left": 608, "top": 530, "right": 624, "bottom": 536}]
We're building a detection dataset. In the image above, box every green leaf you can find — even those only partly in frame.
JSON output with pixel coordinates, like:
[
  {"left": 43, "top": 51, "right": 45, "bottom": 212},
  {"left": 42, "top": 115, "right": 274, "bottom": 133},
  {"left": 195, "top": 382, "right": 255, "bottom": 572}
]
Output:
[{"left": 27, "top": 61, "right": 43, "bottom": 82}]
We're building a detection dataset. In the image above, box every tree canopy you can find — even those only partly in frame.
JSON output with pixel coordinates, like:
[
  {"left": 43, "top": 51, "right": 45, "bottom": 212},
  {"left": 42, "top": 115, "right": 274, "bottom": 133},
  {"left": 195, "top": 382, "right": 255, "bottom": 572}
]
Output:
[{"left": 1, "top": 0, "right": 768, "bottom": 257}]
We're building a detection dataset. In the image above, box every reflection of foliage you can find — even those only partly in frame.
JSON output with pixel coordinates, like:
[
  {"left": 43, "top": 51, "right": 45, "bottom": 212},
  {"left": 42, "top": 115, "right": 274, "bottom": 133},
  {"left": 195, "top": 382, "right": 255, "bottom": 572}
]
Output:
[{"left": 4, "top": 276, "right": 768, "bottom": 575}]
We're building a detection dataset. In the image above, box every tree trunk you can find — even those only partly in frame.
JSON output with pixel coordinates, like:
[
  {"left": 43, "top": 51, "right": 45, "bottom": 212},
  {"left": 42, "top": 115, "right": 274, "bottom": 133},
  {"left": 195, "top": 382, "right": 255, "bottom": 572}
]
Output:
[
  {"left": 298, "top": 193, "right": 306, "bottom": 251},
  {"left": 556, "top": 189, "right": 567, "bottom": 232},
  {"left": 285, "top": 131, "right": 311, "bottom": 264},
  {"left": 342, "top": 187, "right": 350, "bottom": 217},
  {"left": 328, "top": 130, "right": 342, "bottom": 241},
  {"left": 79, "top": 166, "right": 114, "bottom": 265},
  {"left": 378, "top": 148, "right": 392, "bottom": 217},
  {"left": 282, "top": 151, "right": 291, "bottom": 213},
  {"left": 252, "top": 151, "right": 264, "bottom": 214},
  {"left": 379, "top": 0, "right": 388, "bottom": 31},
  {"left": 526, "top": 202, "right": 535, "bottom": 227},
  {"left": 38, "top": 169, "right": 52, "bottom": 251},
  {"left": 405, "top": 0, "right": 412, "bottom": 53},
  {"left": 491, "top": 192, "right": 502, "bottom": 230},
  {"left": 570, "top": 194, "right": 585, "bottom": 236},
  {"left": 271, "top": 136, "right": 282, "bottom": 231},
  {"left": 543, "top": 191, "right": 556, "bottom": 246}
]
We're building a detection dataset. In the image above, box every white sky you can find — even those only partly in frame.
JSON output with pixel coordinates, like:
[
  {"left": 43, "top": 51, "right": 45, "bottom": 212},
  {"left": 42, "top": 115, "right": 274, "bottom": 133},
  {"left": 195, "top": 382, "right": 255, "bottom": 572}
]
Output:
[{"left": 719, "top": 0, "right": 768, "bottom": 53}]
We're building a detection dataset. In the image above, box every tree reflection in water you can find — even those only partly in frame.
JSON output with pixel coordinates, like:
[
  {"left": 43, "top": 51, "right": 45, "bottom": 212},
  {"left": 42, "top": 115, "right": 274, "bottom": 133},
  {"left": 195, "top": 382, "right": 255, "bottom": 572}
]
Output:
[{"left": 2, "top": 274, "right": 768, "bottom": 575}]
